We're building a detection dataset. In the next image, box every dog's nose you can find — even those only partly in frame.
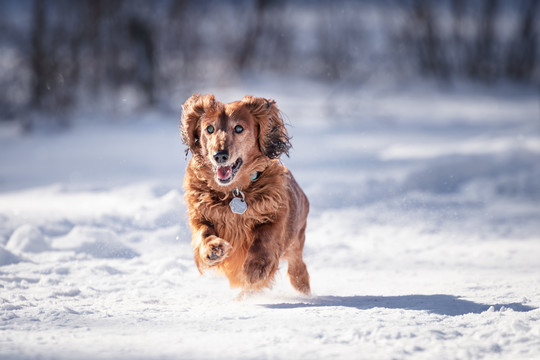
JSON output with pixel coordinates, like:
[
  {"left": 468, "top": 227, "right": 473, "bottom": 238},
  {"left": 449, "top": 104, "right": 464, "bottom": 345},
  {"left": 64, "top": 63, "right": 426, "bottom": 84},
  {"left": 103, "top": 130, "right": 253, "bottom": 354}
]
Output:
[{"left": 213, "top": 150, "right": 229, "bottom": 164}]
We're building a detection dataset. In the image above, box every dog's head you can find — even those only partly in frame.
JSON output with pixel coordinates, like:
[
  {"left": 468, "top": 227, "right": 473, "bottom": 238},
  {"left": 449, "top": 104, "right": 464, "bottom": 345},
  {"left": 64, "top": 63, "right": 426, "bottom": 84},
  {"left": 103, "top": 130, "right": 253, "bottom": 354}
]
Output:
[{"left": 181, "top": 94, "right": 290, "bottom": 189}]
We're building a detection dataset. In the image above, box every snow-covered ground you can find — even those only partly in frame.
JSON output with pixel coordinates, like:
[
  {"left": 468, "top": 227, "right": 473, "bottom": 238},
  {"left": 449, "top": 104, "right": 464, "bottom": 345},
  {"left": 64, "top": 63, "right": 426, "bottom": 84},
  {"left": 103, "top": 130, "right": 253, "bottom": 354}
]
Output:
[{"left": 1, "top": 78, "right": 539, "bottom": 359}]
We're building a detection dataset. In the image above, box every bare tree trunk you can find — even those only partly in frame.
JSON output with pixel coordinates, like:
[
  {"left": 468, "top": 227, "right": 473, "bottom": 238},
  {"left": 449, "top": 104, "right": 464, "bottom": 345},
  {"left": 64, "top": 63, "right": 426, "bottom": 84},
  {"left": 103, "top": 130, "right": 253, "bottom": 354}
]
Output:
[
  {"left": 506, "top": 0, "right": 539, "bottom": 81},
  {"left": 30, "top": 0, "right": 47, "bottom": 109},
  {"left": 450, "top": 0, "right": 467, "bottom": 77},
  {"left": 168, "top": 0, "right": 199, "bottom": 79},
  {"left": 235, "top": 0, "right": 272, "bottom": 71},
  {"left": 128, "top": 17, "right": 156, "bottom": 106},
  {"left": 86, "top": 0, "right": 104, "bottom": 97},
  {"left": 468, "top": 0, "right": 498, "bottom": 80},
  {"left": 411, "top": 0, "right": 448, "bottom": 78}
]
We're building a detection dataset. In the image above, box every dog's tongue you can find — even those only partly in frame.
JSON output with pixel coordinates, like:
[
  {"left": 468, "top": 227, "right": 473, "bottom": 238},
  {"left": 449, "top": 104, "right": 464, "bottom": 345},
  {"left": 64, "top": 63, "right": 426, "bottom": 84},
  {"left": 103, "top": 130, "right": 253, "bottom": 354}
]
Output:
[{"left": 217, "top": 166, "right": 232, "bottom": 180}]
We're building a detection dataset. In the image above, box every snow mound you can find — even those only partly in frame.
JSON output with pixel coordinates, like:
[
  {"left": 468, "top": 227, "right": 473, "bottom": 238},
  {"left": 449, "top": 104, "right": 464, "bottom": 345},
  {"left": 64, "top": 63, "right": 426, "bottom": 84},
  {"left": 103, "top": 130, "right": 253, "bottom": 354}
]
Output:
[
  {"left": 52, "top": 226, "right": 139, "bottom": 259},
  {"left": 132, "top": 188, "right": 184, "bottom": 229},
  {"left": 7, "top": 224, "right": 49, "bottom": 253},
  {"left": 0, "top": 246, "right": 21, "bottom": 266}
]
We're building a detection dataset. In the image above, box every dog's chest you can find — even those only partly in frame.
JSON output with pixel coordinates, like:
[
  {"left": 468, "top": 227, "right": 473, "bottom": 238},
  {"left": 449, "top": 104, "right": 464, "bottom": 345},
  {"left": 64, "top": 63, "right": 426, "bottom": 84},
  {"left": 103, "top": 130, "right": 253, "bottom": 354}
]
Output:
[
  {"left": 204, "top": 196, "right": 256, "bottom": 223},
  {"left": 199, "top": 191, "right": 279, "bottom": 228}
]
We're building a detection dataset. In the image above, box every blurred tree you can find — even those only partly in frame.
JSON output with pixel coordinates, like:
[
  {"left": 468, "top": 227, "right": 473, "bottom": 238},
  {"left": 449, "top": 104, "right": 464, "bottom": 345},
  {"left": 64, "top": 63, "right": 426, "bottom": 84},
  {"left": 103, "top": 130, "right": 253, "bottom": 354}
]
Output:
[
  {"left": 254, "top": 1, "right": 293, "bottom": 72},
  {"left": 128, "top": 16, "right": 156, "bottom": 106},
  {"left": 404, "top": 0, "right": 449, "bottom": 79},
  {"left": 84, "top": 0, "right": 105, "bottom": 97},
  {"left": 166, "top": 0, "right": 201, "bottom": 80},
  {"left": 468, "top": 0, "right": 499, "bottom": 80},
  {"left": 400, "top": 0, "right": 538, "bottom": 83},
  {"left": 27, "top": 0, "right": 85, "bottom": 129},
  {"left": 0, "top": 0, "right": 538, "bottom": 127},
  {"left": 315, "top": 2, "right": 369, "bottom": 82},
  {"left": 29, "top": 0, "right": 46, "bottom": 110},
  {"left": 450, "top": 0, "right": 469, "bottom": 75},
  {"left": 506, "top": 0, "right": 539, "bottom": 81},
  {"left": 235, "top": 0, "right": 273, "bottom": 71}
]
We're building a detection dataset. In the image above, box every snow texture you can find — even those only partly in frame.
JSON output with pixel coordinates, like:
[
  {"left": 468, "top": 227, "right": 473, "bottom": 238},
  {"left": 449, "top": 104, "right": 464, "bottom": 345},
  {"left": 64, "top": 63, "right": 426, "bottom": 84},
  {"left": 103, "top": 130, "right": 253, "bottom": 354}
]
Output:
[
  {"left": 7, "top": 225, "right": 49, "bottom": 254},
  {"left": 0, "top": 78, "right": 539, "bottom": 359}
]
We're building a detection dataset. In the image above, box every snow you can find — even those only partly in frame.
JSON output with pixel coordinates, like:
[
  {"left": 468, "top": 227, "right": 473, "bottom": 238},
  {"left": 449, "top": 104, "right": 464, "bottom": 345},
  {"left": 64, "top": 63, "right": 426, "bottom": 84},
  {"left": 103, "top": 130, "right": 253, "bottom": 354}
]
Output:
[
  {"left": 0, "top": 246, "right": 21, "bottom": 266},
  {"left": 1, "top": 78, "right": 539, "bottom": 359},
  {"left": 7, "top": 225, "right": 49, "bottom": 254},
  {"left": 52, "top": 227, "right": 139, "bottom": 259}
]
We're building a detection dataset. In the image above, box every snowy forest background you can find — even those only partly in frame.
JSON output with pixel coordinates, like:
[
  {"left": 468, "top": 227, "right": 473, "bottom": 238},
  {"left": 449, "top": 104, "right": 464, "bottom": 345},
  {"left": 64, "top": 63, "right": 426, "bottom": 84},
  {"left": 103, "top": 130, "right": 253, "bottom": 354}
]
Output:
[{"left": 0, "top": 0, "right": 538, "bottom": 128}]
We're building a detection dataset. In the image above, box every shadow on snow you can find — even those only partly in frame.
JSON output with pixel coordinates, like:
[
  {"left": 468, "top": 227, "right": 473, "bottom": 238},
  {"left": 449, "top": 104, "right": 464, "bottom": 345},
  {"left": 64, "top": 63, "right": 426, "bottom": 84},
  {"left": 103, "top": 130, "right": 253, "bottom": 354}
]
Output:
[{"left": 263, "top": 294, "right": 536, "bottom": 316}]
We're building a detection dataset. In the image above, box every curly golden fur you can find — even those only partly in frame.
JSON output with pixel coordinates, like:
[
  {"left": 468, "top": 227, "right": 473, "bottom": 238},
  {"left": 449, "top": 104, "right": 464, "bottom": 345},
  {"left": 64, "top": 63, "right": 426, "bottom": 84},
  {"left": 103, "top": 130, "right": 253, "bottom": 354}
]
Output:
[{"left": 180, "top": 94, "right": 310, "bottom": 295}]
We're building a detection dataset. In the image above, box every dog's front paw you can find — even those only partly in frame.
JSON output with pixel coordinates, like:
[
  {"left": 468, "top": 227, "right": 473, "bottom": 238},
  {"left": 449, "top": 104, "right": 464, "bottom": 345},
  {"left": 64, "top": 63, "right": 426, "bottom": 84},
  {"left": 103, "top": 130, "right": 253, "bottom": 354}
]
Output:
[
  {"left": 243, "top": 255, "right": 277, "bottom": 285},
  {"left": 201, "top": 236, "right": 232, "bottom": 266}
]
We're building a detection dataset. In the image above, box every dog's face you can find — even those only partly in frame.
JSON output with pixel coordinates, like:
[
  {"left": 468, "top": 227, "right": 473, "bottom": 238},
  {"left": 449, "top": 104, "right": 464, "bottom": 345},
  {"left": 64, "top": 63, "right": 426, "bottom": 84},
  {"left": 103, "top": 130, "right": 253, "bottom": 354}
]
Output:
[
  {"left": 181, "top": 94, "right": 290, "bottom": 189},
  {"left": 199, "top": 104, "right": 257, "bottom": 186}
]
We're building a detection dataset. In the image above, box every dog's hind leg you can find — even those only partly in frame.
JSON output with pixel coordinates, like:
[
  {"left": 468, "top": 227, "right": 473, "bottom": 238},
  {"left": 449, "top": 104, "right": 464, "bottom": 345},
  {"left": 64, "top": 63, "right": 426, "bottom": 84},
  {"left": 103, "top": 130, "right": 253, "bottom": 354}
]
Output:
[{"left": 284, "top": 224, "right": 311, "bottom": 295}]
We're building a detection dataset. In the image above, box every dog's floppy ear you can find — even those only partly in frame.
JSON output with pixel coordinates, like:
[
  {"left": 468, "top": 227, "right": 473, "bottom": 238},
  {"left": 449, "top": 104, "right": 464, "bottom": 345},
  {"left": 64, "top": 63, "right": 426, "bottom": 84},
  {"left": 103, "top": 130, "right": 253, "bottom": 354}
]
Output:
[
  {"left": 242, "top": 96, "right": 291, "bottom": 159},
  {"left": 180, "top": 93, "right": 216, "bottom": 155}
]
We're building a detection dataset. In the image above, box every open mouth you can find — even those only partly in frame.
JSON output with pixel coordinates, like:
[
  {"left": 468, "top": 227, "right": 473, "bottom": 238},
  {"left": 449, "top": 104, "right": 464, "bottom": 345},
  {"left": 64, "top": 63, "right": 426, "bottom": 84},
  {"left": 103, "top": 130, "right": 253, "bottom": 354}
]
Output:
[{"left": 215, "top": 158, "right": 243, "bottom": 185}]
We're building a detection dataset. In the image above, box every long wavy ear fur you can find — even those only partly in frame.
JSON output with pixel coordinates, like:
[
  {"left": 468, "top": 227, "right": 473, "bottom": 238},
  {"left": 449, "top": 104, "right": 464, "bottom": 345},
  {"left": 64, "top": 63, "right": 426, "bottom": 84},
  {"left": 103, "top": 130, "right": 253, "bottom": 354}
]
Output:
[
  {"left": 242, "top": 96, "right": 291, "bottom": 159},
  {"left": 180, "top": 93, "right": 217, "bottom": 156}
]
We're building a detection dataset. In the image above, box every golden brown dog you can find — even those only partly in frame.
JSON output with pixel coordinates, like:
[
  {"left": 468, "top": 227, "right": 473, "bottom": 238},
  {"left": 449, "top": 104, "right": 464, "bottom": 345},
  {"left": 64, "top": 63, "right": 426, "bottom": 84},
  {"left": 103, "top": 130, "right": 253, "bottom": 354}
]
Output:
[{"left": 180, "top": 94, "right": 310, "bottom": 295}]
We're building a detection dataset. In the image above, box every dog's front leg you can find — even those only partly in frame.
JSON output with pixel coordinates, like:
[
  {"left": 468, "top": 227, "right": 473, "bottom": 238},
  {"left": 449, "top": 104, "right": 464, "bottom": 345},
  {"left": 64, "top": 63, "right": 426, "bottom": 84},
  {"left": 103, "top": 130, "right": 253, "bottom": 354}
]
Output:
[
  {"left": 243, "top": 223, "right": 282, "bottom": 287},
  {"left": 192, "top": 222, "right": 232, "bottom": 272}
]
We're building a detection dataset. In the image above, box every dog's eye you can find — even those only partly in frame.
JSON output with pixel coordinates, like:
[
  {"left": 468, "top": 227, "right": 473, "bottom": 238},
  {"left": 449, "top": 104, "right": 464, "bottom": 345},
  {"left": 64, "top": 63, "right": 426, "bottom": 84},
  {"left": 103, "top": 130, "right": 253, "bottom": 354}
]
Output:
[
  {"left": 234, "top": 125, "right": 244, "bottom": 134},
  {"left": 206, "top": 125, "right": 215, "bottom": 134}
]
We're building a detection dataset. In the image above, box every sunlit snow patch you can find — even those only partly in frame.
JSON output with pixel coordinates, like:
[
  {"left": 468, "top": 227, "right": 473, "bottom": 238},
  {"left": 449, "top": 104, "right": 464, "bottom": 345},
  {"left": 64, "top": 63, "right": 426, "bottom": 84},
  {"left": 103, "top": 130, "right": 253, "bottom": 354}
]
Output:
[
  {"left": 6, "top": 224, "right": 50, "bottom": 254},
  {"left": 52, "top": 226, "right": 139, "bottom": 259}
]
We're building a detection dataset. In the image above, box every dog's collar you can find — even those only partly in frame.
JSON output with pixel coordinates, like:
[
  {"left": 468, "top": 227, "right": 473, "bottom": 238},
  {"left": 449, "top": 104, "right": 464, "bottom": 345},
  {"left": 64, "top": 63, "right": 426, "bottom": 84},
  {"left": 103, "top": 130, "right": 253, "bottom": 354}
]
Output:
[
  {"left": 229, "top": 172, "right": 261, "bottom": 215},
  {"left": 250, "top": 171, "right": 261, "bottom": 181}
]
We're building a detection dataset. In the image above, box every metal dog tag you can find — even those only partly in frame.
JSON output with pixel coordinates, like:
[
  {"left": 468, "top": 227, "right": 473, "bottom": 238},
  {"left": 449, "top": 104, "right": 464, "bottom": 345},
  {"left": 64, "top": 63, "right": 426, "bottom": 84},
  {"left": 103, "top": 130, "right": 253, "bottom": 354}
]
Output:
[{"left": 230, "top": 189, "right": 247, "bottom": 215}]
